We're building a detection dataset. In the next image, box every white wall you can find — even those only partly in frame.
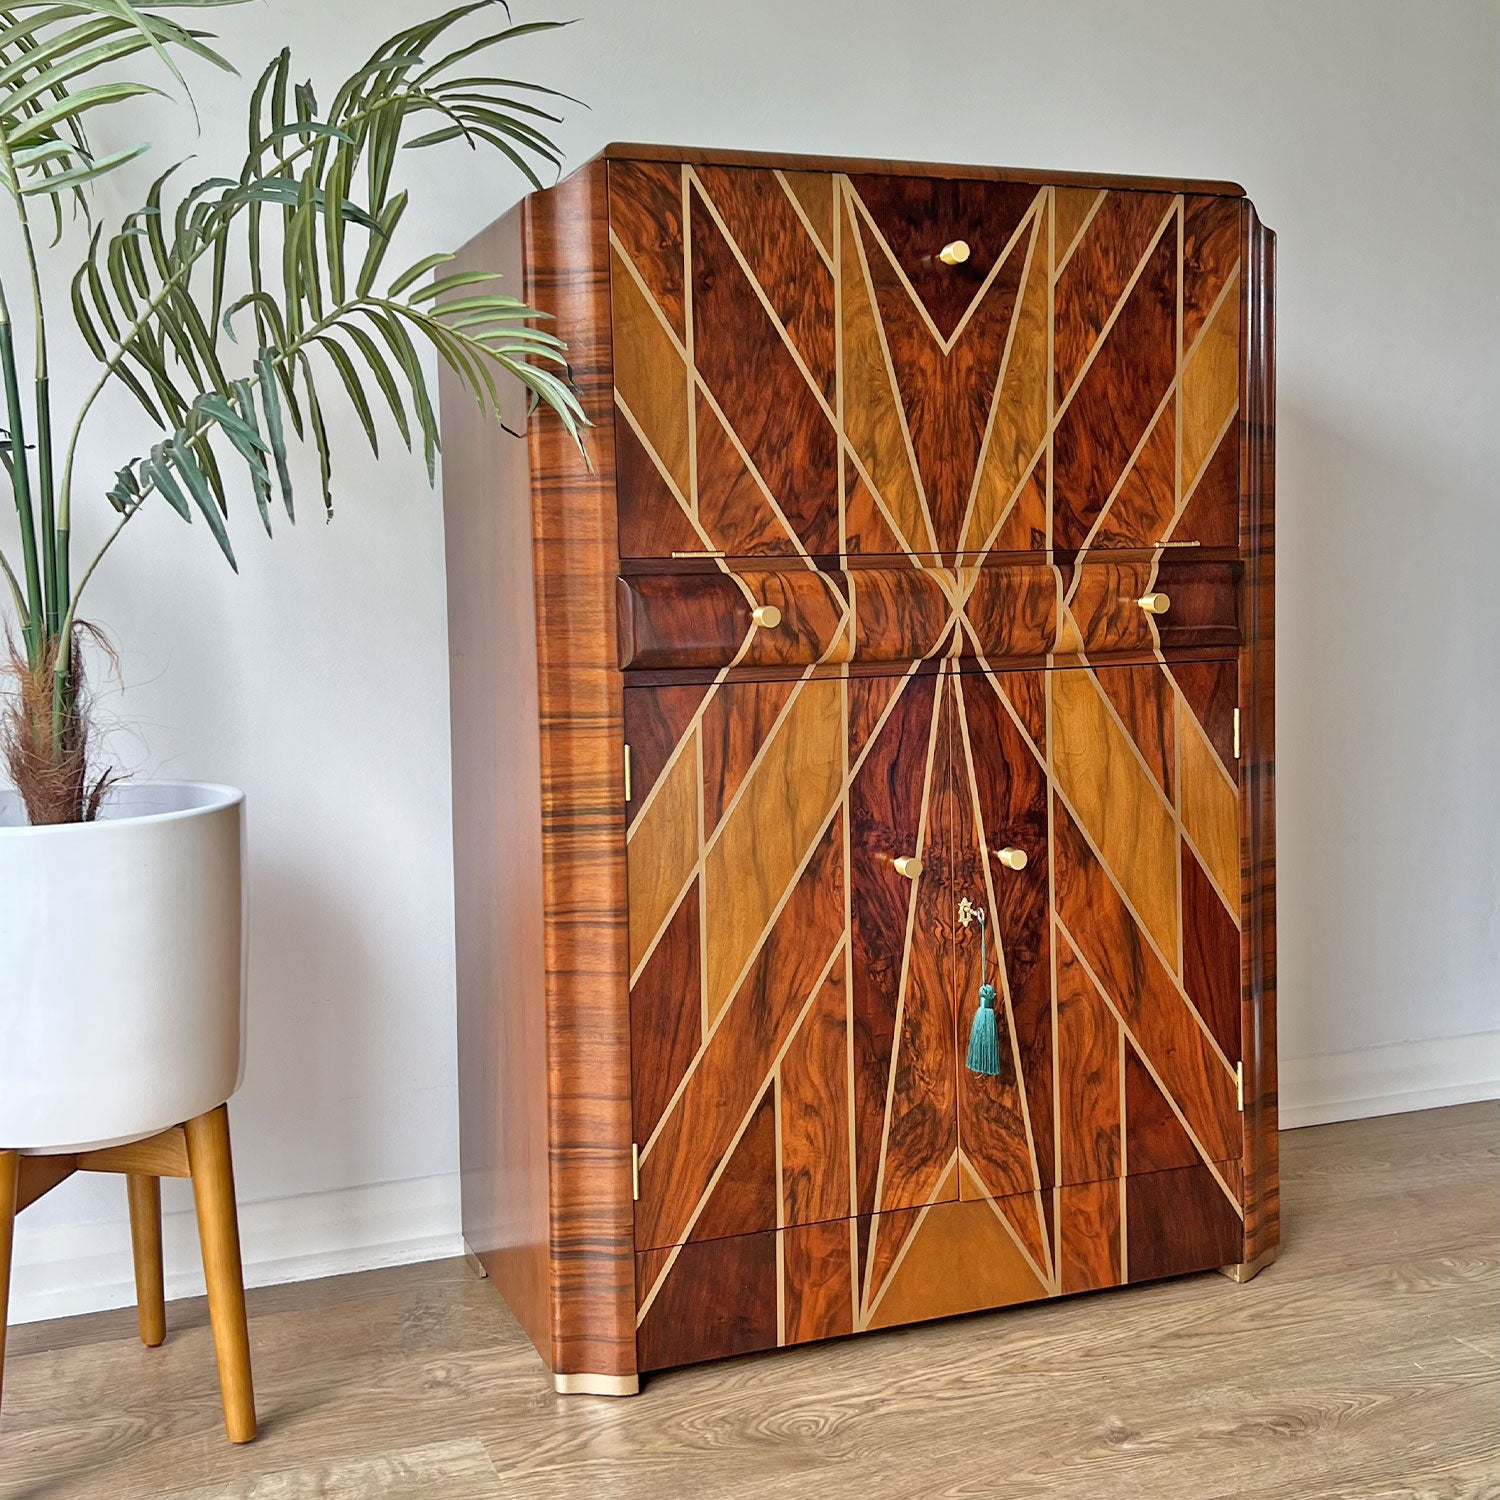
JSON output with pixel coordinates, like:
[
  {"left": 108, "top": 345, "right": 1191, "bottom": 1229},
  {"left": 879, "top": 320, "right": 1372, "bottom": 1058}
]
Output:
[{"left": 6, "top": 0, "right": 1498, "bottom": 1322}]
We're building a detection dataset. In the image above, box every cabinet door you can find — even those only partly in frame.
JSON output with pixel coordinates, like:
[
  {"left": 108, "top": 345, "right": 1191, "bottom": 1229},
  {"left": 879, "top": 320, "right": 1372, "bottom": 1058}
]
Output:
[
  {"left": 954, "top": 661, "right": 1244, "bottom": 1292},
  {"left": 625, "top": 672, "right": 958, "bottom": 1256}
]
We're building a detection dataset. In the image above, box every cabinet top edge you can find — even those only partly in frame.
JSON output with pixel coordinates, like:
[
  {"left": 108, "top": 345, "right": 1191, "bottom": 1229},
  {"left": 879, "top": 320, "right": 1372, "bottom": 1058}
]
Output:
[{"left": 579, "top": 141, "right": 1247, "bottom": 198}]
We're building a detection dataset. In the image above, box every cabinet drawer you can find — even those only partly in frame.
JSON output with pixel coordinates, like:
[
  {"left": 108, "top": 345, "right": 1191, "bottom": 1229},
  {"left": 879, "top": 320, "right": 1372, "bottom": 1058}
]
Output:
[{"left": 618, "top": 557, "right": 1240, "bottom": 671}]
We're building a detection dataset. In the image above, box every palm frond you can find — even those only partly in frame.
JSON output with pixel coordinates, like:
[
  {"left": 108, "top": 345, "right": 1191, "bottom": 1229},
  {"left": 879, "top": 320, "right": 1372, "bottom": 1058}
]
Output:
[{"left": 65, "top": 1, "right": 587, "bottom": 565}]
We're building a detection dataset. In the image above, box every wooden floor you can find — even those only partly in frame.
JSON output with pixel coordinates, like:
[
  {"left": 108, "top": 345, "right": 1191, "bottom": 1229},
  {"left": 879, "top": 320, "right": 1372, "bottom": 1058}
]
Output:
[{"left": 1, "top": 1103, "right": 1496, "bottom": 1499}]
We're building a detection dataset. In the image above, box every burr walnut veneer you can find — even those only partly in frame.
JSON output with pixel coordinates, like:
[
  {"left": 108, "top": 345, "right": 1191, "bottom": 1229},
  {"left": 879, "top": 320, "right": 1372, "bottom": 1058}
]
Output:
[{"left": 440, "top": 145, "right": 1277, "bottom": 1393}]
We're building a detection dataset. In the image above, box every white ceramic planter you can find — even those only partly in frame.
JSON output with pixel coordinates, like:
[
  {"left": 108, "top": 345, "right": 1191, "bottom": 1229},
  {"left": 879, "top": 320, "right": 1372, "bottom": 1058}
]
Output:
[{"left": 0, "top": 782, "right": 245, "bottom": 1153}]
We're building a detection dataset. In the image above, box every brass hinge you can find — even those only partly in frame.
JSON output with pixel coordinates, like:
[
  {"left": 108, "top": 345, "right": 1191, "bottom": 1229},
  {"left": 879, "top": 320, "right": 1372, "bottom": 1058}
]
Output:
[
  {"left": 631, "top": 1142, "right": 640, "bottom": 1200},
  {"left": 671, "top": 549, "right": 725, "bottom": 558},
  {"left": 624, "top": 743, "right": 632, "bottom": 803},
  {"left": 1236, "top": 1062, "right": 1245, "bottom": 1112},
  {"left": 1232, "top": 708, "right": 1241, "bottom": 760}
]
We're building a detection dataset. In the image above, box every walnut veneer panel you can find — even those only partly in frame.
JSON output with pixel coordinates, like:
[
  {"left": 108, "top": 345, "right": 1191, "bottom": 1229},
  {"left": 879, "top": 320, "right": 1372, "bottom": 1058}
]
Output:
[
  {"left": 445, "top": 161, "right": 637, "bottom": 1383},
  {"left": 441, "top": 206, "right": 552, "bottom": 1360}
]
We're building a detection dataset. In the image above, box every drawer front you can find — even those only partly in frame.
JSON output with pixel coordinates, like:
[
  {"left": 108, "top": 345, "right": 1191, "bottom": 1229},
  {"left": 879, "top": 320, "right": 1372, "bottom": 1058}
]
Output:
[
  {"left": 618, "top": 557, "right": 1240, "bottom": 671},
  {"left": 636, "top": 1164, "right": 1246, "bottom": 1370},
  {"left": 608, "top": 158, "right": 1243, "bottom": 563}
]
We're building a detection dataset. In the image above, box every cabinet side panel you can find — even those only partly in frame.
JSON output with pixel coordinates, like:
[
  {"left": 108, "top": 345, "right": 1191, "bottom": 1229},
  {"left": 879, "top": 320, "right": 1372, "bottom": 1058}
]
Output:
[
  {"left": 1238, "top": 203, "right": 1278, "bottom": 1262},
  {"left": 441, "top": 204, "right": 552, "bottom": 1359},
  {"left": 526, "top": 161, "right": 638, "bottom": 1378}
]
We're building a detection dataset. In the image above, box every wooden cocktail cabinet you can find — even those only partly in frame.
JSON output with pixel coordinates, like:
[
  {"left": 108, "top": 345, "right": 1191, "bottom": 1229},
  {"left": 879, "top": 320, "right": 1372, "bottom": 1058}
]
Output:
[{"left": 440, "top": 145, "right": 1276, "bottom": 1394}]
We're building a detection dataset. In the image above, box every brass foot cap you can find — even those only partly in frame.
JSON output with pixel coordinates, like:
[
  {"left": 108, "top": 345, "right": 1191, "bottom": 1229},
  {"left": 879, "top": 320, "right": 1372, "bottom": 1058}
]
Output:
[{"left": 553, "top": 1372, "right": 640, "bottom": 1397}]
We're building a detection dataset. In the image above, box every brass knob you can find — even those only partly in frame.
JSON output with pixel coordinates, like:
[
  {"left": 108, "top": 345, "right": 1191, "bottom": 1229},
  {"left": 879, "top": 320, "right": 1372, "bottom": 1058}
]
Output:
[
  {"left": 894, "top": 855, "right": 922, "bottom": 880},
  {"left": 937, "top": 239, "right": 970, "bottom": 265},
  {"left": 995, "top": 846, "right": 1028, "bottom": 871},
  {"left": 1137, "top": 592, "right": 1171, "bottom": 615},
  {"left": 751, "top": 603, "right": 783, "bottom": 629}
]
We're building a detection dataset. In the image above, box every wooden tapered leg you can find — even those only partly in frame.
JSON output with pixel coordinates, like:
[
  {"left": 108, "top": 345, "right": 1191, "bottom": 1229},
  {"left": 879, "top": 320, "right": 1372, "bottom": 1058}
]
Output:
[
  {"left": 184, "top": 1107, "right": 256, "bottom": 1444},
  {"left": 126, "top": 1174, "right": 166, "bottom": 1348},
  {"left": 0, "top": 1151, "right": 18, "bottom": 1421}
]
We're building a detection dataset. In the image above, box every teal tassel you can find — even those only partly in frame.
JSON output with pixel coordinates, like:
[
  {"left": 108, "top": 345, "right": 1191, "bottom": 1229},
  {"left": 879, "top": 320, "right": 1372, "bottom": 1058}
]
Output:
[{"left": 966, "top": 984, "right": 1000, "bottom": 1075}]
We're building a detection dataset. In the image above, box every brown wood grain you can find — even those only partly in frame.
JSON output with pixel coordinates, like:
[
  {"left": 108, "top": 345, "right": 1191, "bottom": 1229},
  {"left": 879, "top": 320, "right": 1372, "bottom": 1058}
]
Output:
[
  {"left": 690, "top": 186, "right": 840, "bottom": 555},
  {"left": 636, "top": 1231, "right": 778, "bottom": 1371},
  {"left": 440, "top": 199, "right": 556, "bottom": 1366},
  {"left": 955, "top": 671, "right": 1053, "bottom": 1201},
  {"left": 1124, "top": 1161, "right": 1245, "bottom": 1283},
  {"left": 1057, "top": 1177, "right": 1122, "bottom": 1293},
  {"left": 1055, "top": 925, "right": 1121, "bottom": 1184},
  {"left": 1053, "top": 223, "right": 1178, "bottom": 549},
  {"left": 1239, "top": 202, "right": 1279, "bottom": 1268},
  {"left": 846, "top": 671, "right": 956, "bottom": 1220},
  {"left": 781, "top": 1217, "right": 855, "bottom": 1345},
  {"left": 1054, "top": 190, "right": 1175, "bottom": 403},
  {"left": 606, "top": 159, "right": 686, "bottom": 340},
  {"left": 694, "top": 166, "right": 837, "bottom": 404}
]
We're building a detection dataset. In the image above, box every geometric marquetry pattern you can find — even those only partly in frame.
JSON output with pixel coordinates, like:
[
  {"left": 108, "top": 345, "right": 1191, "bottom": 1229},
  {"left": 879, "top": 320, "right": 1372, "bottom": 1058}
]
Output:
[{"left": 613, "top": 162, "right": 1248, "bottom": 1368}]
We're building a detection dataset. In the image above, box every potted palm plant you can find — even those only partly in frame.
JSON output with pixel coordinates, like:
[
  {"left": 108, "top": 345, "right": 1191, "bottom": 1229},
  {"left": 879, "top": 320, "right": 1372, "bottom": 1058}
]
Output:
[{"left": 0, "top": 0, "right": 583, "bottom": 1158}]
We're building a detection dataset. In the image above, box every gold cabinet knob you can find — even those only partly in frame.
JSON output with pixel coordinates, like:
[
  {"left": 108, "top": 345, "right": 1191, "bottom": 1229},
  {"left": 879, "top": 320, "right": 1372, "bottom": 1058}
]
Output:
[
  {"left": 894, "top": 855, "right": 922, "bottom": 880},
  {"left": 995, "top": 846, "right": 1028, "bottom": 871},
  {"left": 1137, "top": 592, "right": 1171, "bottom": 615},
  {"left": 937, "top": 239, "right": 971, "bottom": 265},
  {"left": 751, "top": 603, "right": 783, "bottom": 629}
]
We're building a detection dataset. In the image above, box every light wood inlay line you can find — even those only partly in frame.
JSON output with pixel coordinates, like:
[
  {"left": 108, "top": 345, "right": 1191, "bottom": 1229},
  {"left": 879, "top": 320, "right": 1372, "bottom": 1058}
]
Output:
[
  {"left": 1050, "top": 188, "right": 1106, "bottom": 282},
  {"left": 638, "top": 666, "right": 920, "bottom": 1162},
  {"left": 1054, "top": 197, "right": 1181, "bottom": 421},
  {"left": 955, "top": 211, "right": 1044, "bottom": 560},
  {"left": 774, "top": 168, "right": 837, "bottom": 275},
  {"left": 844, "top": 180, "right": 940, "bottom": 556},
  {"left": 1056, "top": 915, "right": 1243, "bottom": 1216},
  {"left": 862, "top": 1148, "right": 966, "bottom": 1322},
  {"left": 866, "top": 667, "right": 950, "bottom": 1247},
  {"left": 1069, "top": 258, "right": 1241, "bottom": 559},
  {"left": 635, "top": 935, "right": 846, "bottom": 1321},
  {"left": 953, "top": 678, "right": 1048, "bottom": 1215},
  {"left": 687, "top": 166, "right": 841, "bottom": 429}
]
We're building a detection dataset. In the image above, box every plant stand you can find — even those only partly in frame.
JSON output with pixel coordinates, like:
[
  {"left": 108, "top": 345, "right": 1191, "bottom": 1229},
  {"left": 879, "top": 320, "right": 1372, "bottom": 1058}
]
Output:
[{"left": 0, "top": 1104, "right": 256, "bottom": 1443}]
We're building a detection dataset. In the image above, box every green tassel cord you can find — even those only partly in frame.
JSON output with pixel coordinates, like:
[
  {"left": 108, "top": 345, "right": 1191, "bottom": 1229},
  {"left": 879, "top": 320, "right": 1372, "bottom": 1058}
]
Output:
[{"left": 965, "top": 910, "right": 1002, "bottom": 1076}]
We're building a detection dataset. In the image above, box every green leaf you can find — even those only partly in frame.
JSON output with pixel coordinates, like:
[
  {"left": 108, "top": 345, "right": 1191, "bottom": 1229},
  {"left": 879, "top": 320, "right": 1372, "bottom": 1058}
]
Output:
[
  {"left": 231, "top": 378, "right": 273, "bottom": 532},
  {"left": 256, "top": 347, "right": 294, "bottom": 521},
  {"left": 17, "top": 142, "right": 149, "bottom": 196},
  {"left": 386, "top": 251, "right": 453, "bottom": 298},
  {"left": 316, "top": 333, "right": 379, "bottom": 456},
  {"left": 145, "top": 442, "right": 191, "bottom": 522}
]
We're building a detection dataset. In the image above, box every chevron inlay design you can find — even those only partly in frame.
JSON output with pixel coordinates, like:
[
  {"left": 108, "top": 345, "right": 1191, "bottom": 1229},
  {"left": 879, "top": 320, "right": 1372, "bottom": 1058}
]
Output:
[{"left": 610, "top": 161, "right": 1248, "bottom": 1369}]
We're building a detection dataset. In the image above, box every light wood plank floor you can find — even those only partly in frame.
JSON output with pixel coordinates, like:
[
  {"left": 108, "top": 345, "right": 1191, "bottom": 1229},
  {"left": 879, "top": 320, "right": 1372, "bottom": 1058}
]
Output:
[{"left": 1, "top": 1103, "right": 1496, "bottom": 1499}]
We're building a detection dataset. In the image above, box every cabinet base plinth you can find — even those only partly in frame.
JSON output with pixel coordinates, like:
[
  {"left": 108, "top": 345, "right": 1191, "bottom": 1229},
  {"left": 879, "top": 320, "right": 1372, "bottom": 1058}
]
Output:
[
  {"left": 461, "top": 1240, "right": 488, "bottom": 1280},
  {"left": 553, "top": 1371, "right": 640, "bottom": 1397},
  {"left": 1219, "top": 1245, "right": 1277, "bottom": 1284}
]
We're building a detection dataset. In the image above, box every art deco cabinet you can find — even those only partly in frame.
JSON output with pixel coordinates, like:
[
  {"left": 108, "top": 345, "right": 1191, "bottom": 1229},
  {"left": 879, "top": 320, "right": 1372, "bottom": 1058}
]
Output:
[{"left": 440, "top": 144, "right": 1277, "bottom": 1394}]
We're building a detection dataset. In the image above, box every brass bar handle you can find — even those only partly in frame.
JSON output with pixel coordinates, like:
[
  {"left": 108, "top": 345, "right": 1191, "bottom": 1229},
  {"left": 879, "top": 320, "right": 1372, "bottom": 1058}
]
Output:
[
  {"left": 751, "top": 604, "right": 783, "bottom": 629},
  {"left": 1136, "top": 592, "right": 1171, "bottom": 615},
  {"left": 894, "top": 855, "right": 922, "bottom": 880},
  {"left": 937, "top": 239, "right": 970, "bottom": 265},
  {"left": 995, "top": 846, "right": 1028, "bottom": 871}
]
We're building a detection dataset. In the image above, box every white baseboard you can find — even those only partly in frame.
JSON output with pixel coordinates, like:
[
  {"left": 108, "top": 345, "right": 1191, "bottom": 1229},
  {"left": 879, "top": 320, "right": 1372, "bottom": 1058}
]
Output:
[
  {"left": 1279, "top": 1029, "right": 1500, "bottom": 1129},
  {"left": 9, "top": 1032, "right": 1498, "bottom": 1326},
  {"left": 7, "top": 1171, "right": 462, "bottom": 1326}
]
